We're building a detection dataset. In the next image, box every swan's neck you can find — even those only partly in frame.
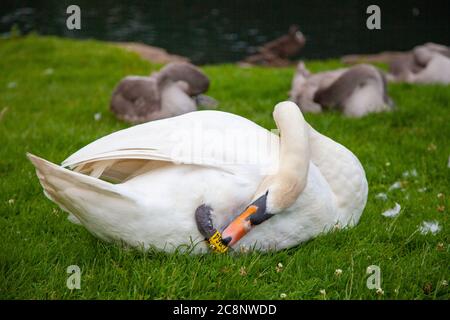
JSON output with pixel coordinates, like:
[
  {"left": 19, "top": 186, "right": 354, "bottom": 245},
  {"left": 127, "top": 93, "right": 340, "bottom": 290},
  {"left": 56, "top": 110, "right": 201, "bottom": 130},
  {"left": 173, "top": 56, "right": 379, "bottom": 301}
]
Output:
[{"left": 253, "top": 102, "right": 310, "bottom": 213}]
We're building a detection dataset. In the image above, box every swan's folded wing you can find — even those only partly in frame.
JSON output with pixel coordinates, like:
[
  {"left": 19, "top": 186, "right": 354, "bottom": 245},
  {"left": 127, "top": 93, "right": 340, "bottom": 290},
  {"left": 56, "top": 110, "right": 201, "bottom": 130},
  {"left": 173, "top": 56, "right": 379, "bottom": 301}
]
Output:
[
  {"left": 28, "top": 153, "right": 148, "bottom": 244},
  {"left": 62, "top": 111, "right": 280, "bottom": 177}
]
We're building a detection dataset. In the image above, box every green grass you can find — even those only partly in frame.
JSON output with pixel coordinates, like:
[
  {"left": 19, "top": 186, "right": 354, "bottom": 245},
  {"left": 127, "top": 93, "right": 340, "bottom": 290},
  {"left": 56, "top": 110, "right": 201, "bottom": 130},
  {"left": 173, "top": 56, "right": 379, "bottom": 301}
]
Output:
[{"left": 0, "top": 35, "right": 449, "bottom": 300}]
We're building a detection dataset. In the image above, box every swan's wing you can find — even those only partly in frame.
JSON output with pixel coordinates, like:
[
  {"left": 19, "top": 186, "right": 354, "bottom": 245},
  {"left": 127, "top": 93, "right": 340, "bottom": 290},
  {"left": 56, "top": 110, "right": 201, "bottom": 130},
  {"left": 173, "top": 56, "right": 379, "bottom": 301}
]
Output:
[
  {"left": 62, "top": 110, "right": 279, "bottom": 178},
  {"left": 27, "top": 153, "right": 147, "bottom": 243}
]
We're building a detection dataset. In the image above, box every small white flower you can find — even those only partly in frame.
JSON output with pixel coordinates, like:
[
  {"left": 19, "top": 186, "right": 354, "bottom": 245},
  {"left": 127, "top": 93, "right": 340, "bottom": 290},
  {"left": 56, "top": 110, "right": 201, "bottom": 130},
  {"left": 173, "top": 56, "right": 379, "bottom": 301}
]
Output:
[
  {"left": 437, "top": 193, "right": 444, "bottom": 199},
  {"left": 239, "top": 246, "right": 249, "bottom": 253},
  {"left": 280, "top": 293, "right": 287, "bottom": 299},
  {"left": 427, "top": 143, "right": 437, "bottom": 151},
  {"left": 319, "top": 289, "right": 326, "bottom": 296},
  {"left": 418, "top": 187, "right": 427, "bottom": 193},
  {"left": 441, "top": 280, "right": 448, "bottom": 287},
  {"left": 382, "top": 203, "right": 401, "bottom": 218},
  {"left": 7, "top": 82, "right": 17, "bottom": 89},
  {"left": 0, "top": 107, "right": 7, "bottom": 121},
  {"left": 403, "top": 169, "right": 418, "bottom": 178},
  {"left": 376, "top": 288, "right": 384, "bottom": 295},
  {"left": 94, "top": 112, "right": 102, "bottom": 121},
  {"left": 388, "top": 181, "right": 402, "bottom": 191},
  {"left": 276, "top": 262, "right": 283, "bottom": 273},
  {"left": 8, "top": 199, "right": 15, "bottom": 205},
  {"left": 375, "top": 193, "right": 387, "bottom": 201},
  {"left": 334, "top": 269, "right": 343, "bottom": 277},
  {"left": 43, "top": 68, "right": 54, "bottom": 75},
  {"left": 419, "top": 221, "right": 441, "bottom": 235},
  {"left": 385, "top": 162, "right": 391, "bottom": 167},
  {"left": 332, "top": 222, "right": 342, "bottom": 231}
]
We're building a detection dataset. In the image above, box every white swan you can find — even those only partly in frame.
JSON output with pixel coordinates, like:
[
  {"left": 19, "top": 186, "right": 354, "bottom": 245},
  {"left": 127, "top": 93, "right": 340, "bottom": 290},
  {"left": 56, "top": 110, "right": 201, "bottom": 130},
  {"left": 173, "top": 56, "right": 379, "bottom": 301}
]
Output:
[{"left": 28, "top": 101, "right": 368, "bottom": 253}]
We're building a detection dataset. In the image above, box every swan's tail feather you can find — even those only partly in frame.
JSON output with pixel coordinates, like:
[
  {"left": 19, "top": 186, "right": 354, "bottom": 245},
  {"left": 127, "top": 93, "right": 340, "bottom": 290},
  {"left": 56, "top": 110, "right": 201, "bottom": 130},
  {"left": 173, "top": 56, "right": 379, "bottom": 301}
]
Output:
[{"left": 26, "top": 153, "right": 136, "bottom": 236}]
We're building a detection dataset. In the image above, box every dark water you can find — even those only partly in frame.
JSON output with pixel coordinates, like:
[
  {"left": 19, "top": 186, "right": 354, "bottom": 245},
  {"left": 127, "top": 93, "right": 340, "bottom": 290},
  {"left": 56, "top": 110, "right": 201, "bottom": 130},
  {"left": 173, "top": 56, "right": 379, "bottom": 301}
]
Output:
[{"left": 1, "top": 0, "right": 449, "bottom": 64}]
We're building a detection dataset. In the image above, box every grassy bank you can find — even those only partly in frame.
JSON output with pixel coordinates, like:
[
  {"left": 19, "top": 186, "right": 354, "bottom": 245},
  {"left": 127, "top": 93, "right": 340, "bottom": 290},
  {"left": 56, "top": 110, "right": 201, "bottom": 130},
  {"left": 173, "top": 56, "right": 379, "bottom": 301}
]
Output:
[{"left": 0, "top": 35, "right": 448, "bottom": 299}]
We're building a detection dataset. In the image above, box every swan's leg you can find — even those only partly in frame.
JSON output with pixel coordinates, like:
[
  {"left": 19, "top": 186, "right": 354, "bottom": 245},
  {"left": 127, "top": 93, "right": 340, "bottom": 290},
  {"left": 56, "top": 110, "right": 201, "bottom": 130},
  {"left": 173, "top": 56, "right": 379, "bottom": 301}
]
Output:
[
  {"left": 194, "top": 204, "right": 228, "bottom": 253},
  {"left": 195, "top": 204, "right": 216, "bottom": 239}
]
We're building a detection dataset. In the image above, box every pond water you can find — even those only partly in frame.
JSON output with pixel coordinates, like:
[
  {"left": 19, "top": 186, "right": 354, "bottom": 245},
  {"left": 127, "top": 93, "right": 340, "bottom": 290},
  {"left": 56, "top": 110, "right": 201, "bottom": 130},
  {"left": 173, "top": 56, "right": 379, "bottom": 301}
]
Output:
[{"left": 1, "top": 0, "right": 449, "bottom": 64}]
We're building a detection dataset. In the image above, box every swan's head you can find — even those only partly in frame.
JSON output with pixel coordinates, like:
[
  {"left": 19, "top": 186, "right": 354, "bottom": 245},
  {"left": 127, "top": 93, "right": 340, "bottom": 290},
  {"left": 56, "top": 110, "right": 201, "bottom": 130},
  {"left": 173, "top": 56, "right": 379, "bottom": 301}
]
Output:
[
  {"left": 296, "top": 61, "right": 310, "bottom": 77},
  {"left": 423, "top": 42, "right": 450, "bottom": 58},
  {"left": 221, "top": 101, "right": 309, "bottom": 246},
  {"left": 413, "top": 46, "right": 434, "bottom": 66},
  {"left": 156, "top": 62, "right": 210, "bottom": 96},
  {"left": 288, "top": 25, "right": 306, "bottom": 45},
  {"left": 289, "top": 62, "right": 310, "bottom": 102}
]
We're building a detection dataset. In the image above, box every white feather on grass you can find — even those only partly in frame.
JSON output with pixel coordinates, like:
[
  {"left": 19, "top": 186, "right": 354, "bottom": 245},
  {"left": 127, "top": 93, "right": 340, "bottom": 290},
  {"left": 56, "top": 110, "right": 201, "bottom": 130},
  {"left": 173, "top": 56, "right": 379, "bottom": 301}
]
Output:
[
  {"left": 94, "top": 112, "right": 102, "bottom": 121},
  {"left": 375, "top": 193, "right": 388, "bottom": 200},
  {"left": 389, "top": 181, "right": 402, "bottom": 191},
  {"left": 419, "top": 221, "right": 441, "bottom": 235},
  {"left": 382, "top": 203, "right": 401, "bottom": 218},
  {"left": 402, "top": 169, "right": 418, "bottom": 177}
]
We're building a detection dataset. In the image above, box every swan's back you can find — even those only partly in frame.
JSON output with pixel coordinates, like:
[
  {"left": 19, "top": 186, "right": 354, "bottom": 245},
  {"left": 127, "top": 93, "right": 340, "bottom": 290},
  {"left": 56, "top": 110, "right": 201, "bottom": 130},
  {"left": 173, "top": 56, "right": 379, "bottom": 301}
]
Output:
[
  {"left": 308, "top": 127, "right": 368, "bottom": 226},
  {"left": 63, "top": 111, "right": 279, "bottom": 179}
]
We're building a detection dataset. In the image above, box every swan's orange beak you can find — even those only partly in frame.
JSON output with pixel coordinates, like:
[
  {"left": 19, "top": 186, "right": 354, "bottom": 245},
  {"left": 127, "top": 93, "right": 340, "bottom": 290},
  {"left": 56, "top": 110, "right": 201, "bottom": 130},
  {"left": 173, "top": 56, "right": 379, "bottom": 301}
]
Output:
[
  {"left": 221, "top": 192, "right": 272, "bottom": 247},
  {"left": 221, "top": 205, "right": 257, "bottom": 246}
]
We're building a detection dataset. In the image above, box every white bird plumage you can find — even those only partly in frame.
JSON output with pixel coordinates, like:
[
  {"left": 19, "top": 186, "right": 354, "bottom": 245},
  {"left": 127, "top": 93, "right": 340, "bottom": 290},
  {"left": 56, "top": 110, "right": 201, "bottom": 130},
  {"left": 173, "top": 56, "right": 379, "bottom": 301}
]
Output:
[{"left": 28, "top": 101, "right": 368, "bottom": 253}]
